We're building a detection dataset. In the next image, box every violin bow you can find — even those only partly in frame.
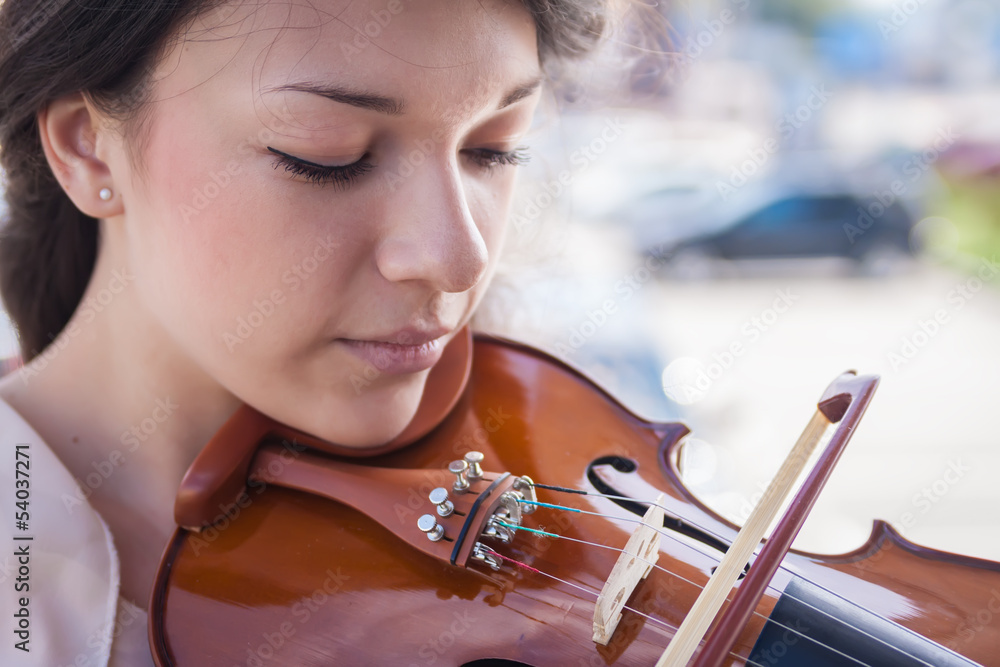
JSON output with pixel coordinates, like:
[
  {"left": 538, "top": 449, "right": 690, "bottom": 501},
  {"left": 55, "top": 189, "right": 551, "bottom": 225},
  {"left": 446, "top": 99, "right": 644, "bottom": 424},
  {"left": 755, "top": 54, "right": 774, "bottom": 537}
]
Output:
[{"left": 653, "top": 370, "right": 879, "bottom": 667}]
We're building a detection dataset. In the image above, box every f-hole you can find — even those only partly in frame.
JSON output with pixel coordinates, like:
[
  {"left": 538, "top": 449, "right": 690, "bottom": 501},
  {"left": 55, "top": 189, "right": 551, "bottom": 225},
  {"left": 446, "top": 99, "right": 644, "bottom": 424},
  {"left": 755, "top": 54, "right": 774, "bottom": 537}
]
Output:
[{"left": 587, "top": 456, "right": 733, "bottom": 557}]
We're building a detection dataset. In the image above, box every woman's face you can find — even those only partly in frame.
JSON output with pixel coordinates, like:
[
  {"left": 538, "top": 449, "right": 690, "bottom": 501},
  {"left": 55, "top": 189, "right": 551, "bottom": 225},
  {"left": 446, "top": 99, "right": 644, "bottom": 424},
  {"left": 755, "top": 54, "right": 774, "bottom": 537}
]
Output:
[{"left": 113, "top": 0, "right": 541, "bottom": 446}]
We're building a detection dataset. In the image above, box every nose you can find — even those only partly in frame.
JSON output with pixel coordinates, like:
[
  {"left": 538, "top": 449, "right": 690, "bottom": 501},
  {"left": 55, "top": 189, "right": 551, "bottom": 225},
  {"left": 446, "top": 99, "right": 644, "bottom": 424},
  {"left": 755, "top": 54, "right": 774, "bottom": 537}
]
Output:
[{"left": 375, "top": 156, "right": 489, "bottom": 294}]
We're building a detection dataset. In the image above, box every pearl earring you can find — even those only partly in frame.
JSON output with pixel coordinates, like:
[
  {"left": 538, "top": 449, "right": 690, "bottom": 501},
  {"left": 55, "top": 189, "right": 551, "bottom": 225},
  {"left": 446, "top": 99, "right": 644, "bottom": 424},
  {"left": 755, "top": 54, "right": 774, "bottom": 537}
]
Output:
[{"left": 99, "top": 188, "right": 113, "bottom": 201}]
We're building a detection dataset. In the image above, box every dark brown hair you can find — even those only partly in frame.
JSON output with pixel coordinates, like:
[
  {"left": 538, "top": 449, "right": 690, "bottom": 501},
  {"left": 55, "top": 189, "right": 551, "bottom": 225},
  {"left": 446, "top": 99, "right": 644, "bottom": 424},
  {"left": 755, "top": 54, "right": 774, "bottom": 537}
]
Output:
[{"left": 0, "top": 0, "right": 607, "bottom": 362}]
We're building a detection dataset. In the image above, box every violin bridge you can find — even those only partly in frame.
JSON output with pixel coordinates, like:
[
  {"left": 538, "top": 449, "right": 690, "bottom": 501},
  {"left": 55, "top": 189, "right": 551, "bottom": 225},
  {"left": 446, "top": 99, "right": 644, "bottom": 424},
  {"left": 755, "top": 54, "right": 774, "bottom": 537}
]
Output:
[{"left": 592, "top": 493, "right": 665, "bottom": 646}]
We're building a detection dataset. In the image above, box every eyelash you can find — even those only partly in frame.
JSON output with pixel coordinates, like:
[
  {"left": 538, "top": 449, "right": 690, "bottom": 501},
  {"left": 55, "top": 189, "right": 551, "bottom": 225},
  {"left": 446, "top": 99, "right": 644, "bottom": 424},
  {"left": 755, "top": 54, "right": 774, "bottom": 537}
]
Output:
[
  {"left": 466, "top": 146, "right": 532, "bottom": 171},
  {"left": 267, "top": 145, "right": 531, "bottom": 188},
  {"left": 268, "top": 147, "right": 374, "bottom": 189}
]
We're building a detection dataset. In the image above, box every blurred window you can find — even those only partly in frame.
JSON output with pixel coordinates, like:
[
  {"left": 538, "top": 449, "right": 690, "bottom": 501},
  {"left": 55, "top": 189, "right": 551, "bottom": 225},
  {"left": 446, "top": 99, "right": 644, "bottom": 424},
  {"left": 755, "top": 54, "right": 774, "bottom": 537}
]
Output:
[{"left": 741, "top": 196, "right": 856, "bottom": 230}]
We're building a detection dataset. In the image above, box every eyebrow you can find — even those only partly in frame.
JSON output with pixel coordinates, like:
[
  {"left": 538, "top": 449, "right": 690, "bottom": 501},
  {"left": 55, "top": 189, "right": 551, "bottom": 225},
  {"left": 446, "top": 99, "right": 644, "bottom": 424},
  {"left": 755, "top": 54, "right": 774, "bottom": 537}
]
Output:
[
  {"left": 263, "top": 75, "right": 544, "bottom": 116},
  {"left": 498, "top": 75, "right": 544, "bottom": 110},
  {"left": 262, "top": 83, "right": 404, "bottom": 115}
]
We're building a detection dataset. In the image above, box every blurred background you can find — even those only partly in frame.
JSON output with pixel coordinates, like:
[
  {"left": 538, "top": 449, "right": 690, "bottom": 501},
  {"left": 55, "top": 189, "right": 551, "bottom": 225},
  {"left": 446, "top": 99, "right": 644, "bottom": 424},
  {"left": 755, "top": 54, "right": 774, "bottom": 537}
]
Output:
[
  {"left": 2, "top": 0, "right": 998, "bottom": 562},
  {"left": 474, "top": 0, "right": 1000, "bottom": 562}
]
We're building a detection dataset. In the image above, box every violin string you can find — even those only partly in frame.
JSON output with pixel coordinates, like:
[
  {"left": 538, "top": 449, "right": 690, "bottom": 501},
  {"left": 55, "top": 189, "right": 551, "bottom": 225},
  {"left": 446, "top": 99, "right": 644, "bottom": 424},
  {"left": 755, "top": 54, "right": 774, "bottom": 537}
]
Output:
[
  {"left": 516, "top": 497, "right": 788, "bottom": 600},
  {"left": 482, "top": 546, "right": 770, "bottom": 667},
  {"left": 486, "top": 548, "right": 675, "bottom": 631},
  {"left": 495, "top": 520, "right": 803, "bottom": 643},
  {"left": 517, "top": 492, "right": 939, "bottom": 667},
  {"left": 528, "top": 495, "right": 948, "bottom": 667},
  {"left": 494, "top": 519, "right": 871, "bottom": 667},
  {"left": 496, "top": 518, "right": 722, "bottom": 595},
  {"left": 529, "top": 485, "right": 784, "bottom": 572},
  {"left": 749, "top": 581, "right": 940, "bottom": 667}
]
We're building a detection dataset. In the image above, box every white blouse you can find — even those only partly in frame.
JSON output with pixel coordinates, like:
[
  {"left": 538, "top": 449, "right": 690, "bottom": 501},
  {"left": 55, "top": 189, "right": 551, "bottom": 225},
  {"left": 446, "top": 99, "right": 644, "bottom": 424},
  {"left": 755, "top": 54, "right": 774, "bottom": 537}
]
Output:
[{"left": 0, "top": 398, "right": 155, "bottom": 666}]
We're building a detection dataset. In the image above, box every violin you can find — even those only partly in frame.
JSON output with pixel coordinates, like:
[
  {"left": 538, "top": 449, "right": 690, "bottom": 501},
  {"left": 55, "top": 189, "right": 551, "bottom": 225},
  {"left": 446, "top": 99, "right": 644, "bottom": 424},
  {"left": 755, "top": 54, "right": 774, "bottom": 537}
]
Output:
[{"left": 148, "top": 332, "right": 1000, "bottom": 665}]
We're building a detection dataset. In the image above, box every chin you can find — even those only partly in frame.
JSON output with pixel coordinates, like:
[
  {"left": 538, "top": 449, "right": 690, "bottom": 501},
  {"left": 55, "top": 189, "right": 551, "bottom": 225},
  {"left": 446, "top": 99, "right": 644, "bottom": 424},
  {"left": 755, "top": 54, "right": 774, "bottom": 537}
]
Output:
[{"left": 304, "top": 372, "right": 428, "bottom": 449}]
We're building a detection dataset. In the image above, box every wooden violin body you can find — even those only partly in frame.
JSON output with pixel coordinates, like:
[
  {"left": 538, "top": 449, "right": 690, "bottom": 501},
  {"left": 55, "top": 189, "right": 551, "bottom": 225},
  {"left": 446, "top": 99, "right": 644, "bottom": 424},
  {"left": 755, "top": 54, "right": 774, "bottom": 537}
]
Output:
[{"left": 149, "top": 336, "right": 1000, "bottom": 665}]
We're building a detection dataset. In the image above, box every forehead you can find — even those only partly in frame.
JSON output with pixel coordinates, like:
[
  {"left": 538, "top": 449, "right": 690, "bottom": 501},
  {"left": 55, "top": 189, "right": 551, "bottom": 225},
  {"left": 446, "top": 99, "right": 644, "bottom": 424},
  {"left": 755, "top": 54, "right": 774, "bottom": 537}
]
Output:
[{"left": 154, "top": 0, "right": 540, "bottom": 127}]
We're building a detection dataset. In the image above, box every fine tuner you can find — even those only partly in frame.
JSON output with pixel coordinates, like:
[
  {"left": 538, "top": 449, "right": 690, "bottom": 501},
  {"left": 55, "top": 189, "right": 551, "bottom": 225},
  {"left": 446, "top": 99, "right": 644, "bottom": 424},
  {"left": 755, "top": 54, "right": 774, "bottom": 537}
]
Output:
[
  {"left": 417, "top": 451, "right": 537, "bottom": 569},
  {"left": 245, "top": 445, "right": 538, "bottom": 574},
  {"left": 246, "top": 443, "right": 680, "bottom": 650}
]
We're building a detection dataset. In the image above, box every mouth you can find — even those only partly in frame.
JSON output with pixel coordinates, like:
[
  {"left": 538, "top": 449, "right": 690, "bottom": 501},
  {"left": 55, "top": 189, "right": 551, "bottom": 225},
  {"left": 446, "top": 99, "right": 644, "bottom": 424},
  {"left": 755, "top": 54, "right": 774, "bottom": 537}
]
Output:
[{"left": 338, "top": 327, "right": 452, "bottom": 376}]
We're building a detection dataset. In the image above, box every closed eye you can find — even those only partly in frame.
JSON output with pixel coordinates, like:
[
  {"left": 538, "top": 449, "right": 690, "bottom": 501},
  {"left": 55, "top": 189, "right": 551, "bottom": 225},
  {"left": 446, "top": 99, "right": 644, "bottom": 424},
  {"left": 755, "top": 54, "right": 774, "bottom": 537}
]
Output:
[
  {"left": 267, "top": 146, "right": 374, "bottom": 189},
  {"left": 465, "top": 146, "right": 531, "bottom": 171}
]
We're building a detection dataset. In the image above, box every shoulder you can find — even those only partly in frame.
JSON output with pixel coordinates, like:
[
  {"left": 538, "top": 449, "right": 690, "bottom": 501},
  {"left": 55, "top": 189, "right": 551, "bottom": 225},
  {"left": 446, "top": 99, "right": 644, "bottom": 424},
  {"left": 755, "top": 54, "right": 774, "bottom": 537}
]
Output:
[{"left": 0, "top": 395, "right": 120, "bottom": 666}]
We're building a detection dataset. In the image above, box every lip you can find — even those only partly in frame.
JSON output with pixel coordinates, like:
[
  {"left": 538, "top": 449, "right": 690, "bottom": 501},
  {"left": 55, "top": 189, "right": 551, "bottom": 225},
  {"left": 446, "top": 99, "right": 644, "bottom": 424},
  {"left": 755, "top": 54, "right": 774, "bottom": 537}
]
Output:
[{"left": 339, "top": 327, "right": 452, "bottom": 376}]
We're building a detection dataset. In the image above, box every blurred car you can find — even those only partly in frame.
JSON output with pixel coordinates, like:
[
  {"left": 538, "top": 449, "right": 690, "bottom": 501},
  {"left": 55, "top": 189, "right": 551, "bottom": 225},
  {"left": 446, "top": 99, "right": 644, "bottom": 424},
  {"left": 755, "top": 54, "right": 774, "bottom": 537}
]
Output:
[
  {"left": 674, "top": 193, "right": 916, "bottom": 275},
  {"left": 623, "top": 174, "right": 920, "bottom": 278}
]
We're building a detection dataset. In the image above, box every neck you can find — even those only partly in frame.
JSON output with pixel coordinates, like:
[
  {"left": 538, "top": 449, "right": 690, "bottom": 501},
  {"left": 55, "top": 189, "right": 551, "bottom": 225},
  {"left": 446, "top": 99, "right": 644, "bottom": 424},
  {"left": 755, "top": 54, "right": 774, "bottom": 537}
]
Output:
[{"left": 0, "top": 222, "right": 240, "bottom": 518}]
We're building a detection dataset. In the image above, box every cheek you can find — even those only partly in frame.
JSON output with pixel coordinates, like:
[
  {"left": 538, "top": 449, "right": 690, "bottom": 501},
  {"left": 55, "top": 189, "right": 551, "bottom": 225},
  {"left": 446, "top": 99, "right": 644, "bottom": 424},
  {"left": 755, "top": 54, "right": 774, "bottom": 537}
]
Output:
[
  {"left": 469, "top": 171, "right": 517, "bottom": 248},
  {"left": 131, "top": 128, "right": 364, "bottom": 361}
]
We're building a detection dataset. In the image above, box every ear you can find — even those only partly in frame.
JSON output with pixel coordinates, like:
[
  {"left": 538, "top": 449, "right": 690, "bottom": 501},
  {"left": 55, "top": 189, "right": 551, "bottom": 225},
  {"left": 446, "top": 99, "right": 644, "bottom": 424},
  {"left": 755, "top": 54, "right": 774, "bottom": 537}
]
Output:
[{"left": 36, "top": 92, "right": 124, "bottom": 219}]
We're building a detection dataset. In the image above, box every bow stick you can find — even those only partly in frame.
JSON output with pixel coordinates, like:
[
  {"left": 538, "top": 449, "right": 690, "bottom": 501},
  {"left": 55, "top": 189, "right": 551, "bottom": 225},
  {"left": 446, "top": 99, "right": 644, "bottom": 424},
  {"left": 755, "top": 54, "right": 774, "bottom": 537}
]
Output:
[{"left": 650, "top": 370, "right": 879, "bottom": 666}]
